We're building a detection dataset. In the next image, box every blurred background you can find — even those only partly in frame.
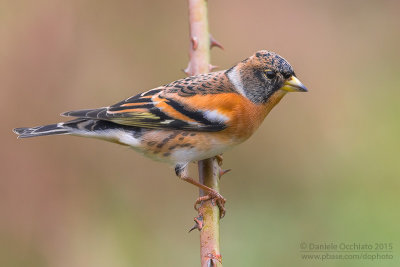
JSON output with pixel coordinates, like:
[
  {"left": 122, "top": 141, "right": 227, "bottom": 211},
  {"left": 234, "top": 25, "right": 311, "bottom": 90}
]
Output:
[{"left": 1, "top": 0, "right": 400, "bottom": 266}]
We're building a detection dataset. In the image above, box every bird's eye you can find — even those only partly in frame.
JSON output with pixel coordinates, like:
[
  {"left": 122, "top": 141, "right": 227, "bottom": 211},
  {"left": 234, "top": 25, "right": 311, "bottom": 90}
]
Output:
[
  {"left": 283, "top": 73, "right": 292, "bottom": 79},
  {"left": 265, "top": 70, "right": 276, "bottom": 79}
]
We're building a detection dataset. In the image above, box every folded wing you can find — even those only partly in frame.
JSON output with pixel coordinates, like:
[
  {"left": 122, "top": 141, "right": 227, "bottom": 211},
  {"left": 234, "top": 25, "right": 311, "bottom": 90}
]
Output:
[{"left": 62, "top": 88, "right": 231, "bottom": 132}]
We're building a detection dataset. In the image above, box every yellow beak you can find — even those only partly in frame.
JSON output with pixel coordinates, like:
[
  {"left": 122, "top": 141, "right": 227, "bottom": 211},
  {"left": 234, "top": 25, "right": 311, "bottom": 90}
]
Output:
[{"left": 280, "top": 76, "right": 308, "bottom": 92}]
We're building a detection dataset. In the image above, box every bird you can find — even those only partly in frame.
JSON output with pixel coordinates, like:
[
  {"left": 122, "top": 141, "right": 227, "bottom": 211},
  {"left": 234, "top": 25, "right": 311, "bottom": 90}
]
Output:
[{"left": 13, "top": 50, "right": 307, "bottom": 217}]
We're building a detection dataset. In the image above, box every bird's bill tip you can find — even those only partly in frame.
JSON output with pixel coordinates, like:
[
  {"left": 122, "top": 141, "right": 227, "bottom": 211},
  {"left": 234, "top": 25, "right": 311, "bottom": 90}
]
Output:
[{"left": 280, "top": 76, "right": 308, "bottom": 92}]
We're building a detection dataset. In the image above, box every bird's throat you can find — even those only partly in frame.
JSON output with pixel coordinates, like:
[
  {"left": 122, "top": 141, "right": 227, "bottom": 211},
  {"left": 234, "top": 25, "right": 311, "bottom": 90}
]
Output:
[{"left": 263, "top": 90, "right": 287, "bottom": 117}]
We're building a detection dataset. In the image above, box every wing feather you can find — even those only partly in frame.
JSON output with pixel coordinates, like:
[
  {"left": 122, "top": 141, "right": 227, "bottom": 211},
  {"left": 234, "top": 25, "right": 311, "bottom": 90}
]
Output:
[{"left": 62, "top": 71, "right": 238, "bottom": 132}]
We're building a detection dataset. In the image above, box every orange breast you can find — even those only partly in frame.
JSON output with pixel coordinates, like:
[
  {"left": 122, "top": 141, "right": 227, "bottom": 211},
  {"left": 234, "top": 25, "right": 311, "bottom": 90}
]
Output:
[{"left": 173, "top": 90, "right": 287, "bottom": 142}]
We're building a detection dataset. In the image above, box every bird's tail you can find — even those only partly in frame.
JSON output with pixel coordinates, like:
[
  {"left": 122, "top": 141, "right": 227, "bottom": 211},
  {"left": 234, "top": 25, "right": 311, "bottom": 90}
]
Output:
[
  {"left": 13, "top": 119, "right": 144, "bottom": 144},
  {"left": 13, "top": 123, "right": 72, "bottom": 138}
]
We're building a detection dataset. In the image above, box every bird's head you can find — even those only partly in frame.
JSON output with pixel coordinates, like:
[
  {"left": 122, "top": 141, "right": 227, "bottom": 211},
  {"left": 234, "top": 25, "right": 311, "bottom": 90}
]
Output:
[{"left": 227, "top": 50, "right": 307, "bottom": 104}]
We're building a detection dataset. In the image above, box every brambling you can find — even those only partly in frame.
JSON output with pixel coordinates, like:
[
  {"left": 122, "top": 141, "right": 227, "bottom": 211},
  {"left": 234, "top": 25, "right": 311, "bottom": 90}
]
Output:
[{"left": 14, "top": 50, "right": 307, "bottom": 216}]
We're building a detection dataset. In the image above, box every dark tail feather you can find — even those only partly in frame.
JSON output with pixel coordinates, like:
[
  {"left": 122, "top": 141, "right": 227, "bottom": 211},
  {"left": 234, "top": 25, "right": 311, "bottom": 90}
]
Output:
[
  {"left": 13, "top": 123, "right": 70, "bottom": 138},
  {"left": 14, "top": 118, "right": 143, "bottom": 140}
]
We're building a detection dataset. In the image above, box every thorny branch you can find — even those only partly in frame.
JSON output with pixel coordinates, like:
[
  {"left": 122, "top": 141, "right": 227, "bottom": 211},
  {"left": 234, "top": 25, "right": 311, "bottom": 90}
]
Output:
[{"left": 186, "top": 0, "right": 225, "bottom": 266}]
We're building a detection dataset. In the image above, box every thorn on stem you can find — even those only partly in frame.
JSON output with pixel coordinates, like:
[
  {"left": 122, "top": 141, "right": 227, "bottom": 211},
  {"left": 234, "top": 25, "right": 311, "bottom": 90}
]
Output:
[
  {"left": 209, "top": 64, "right": 219, "bottom": 72},
  {"left": 219, "top": 168, "right": 231, "bottom": 178},
  {"left": 183, "top": 63, "right": 192, "bottom": 75},
  {"left": 210, "top": 34, "right": 224, "bottom": 50},
  {"left": 191, "top": 36, "right": 199, "bottom": 50},
  {"left": 206, "top": 252, "right": 222, "bottom": 266},
  {"left": 188, "top": 214, "right": 204, "bottom": 232}
]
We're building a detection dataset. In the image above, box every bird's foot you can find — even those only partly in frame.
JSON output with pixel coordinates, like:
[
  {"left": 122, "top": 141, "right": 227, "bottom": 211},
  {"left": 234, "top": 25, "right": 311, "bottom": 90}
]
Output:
[
  {"left": 194, "top": 189, "right": 226, "bottom": 218},
  {"left": 215, "top": 154, "right": 224, "bottom": 166}
]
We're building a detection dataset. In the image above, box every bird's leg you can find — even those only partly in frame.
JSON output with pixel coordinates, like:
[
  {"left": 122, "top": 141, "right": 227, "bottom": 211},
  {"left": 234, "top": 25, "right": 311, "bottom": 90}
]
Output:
[
  {"left": 215, "top": 154, "right": 224, "bottom": 166},
  {"left": 175, "top": 163, "right": 226, "bottom": 218}
]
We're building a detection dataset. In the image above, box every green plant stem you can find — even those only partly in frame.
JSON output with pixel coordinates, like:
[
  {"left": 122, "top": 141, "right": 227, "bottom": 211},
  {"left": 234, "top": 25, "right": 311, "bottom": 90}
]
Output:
[{"left": 187, "top": 0, "right": 222, "bottom": 266}]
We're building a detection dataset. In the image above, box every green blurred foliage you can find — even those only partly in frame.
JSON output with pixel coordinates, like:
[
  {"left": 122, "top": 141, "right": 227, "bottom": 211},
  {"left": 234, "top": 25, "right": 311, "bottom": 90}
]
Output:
[{"left": 1, "top": 0, "right": 399, "bottom": 266}]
